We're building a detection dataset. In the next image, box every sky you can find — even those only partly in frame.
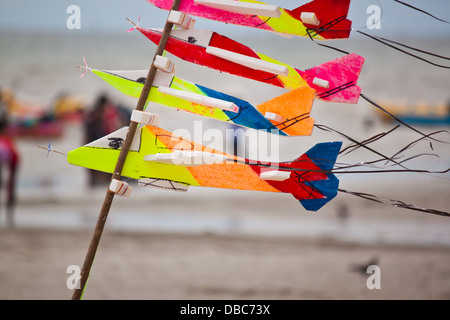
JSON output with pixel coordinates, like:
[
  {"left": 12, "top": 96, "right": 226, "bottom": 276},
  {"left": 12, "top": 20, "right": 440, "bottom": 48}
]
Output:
[{"left": 0, "top": 0, "right": 449, "bottom": 38}]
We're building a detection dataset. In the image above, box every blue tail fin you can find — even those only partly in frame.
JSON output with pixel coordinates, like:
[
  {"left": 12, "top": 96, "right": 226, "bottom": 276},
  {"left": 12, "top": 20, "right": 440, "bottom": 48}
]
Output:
[{"left": 299, "top": 141, "right": 342, "bottom": 211}]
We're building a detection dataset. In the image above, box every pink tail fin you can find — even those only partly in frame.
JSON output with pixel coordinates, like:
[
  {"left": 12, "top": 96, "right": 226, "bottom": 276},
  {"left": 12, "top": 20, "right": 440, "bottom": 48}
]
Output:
[{"left": 298, "top": 53, "right": 365, "bottom": 104}]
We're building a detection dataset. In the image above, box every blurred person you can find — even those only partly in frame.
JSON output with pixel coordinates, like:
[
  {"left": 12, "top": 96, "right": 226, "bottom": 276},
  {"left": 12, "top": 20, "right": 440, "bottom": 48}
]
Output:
[
  {"left": 0, "top": 88, "right": 20, "bottom": 228},
  {"left": 84, "top": 93, "right": 130, "bottom": 187}
]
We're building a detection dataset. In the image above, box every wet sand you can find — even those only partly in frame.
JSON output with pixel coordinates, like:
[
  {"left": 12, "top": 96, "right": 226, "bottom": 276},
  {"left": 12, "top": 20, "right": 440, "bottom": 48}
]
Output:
[{"left": 1, "top": 227, "right": 450, "bottom": 300}]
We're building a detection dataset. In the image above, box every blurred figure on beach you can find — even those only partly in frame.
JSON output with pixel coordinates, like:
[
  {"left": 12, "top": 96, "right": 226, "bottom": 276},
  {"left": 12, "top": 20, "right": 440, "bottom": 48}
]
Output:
[
  {"left": 84, "top": 93, "right": 130, "bottom": 187},
  {"left": 0, "top": 88, "right": 20, "bottom": 228}
]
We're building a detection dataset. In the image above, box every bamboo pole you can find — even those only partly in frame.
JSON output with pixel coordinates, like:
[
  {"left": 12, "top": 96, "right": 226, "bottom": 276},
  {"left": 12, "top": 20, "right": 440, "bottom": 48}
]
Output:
[{"left": 71, "top": 0, "right": 182, "bottom": 300}]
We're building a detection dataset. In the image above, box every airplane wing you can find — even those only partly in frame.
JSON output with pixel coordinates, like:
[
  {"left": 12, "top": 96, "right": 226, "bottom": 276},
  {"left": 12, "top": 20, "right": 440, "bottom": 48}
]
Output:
[
  {"left": 137, "top": 27, "right": 364, "bottom": 103},
  {"left": 146, "top": 0, "right": 353, "bottom": 40},
  {"left": 67, "top": 125, "right": 342, "bottom": 211},
  {"left": 84, "top": 66, "right": 316, "bottom": 136}
]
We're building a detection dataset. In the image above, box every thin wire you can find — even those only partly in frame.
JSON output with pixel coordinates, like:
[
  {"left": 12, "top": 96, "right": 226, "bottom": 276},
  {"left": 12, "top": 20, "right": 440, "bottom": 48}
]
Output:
[
  {"left": 303, "top": 0, "right": 450, "bottom": 69},
  {"left": 37, "top": 145, "right": 67, "bottom": 157},
  {"left": 360, "top": 94, "right": 450, "bottom": 144},
  {"left": 356, "top": 30, "right": 450, "bottom": 69},
  {"left": 372, "top": 35, "right": 450, "bottom": 60},
  {"left": 339, "top": 125, "right": 401, "bottom": 156},
  {"left": 392, "top": 0, "right": 449, "bottom": 24},
  {"left": 339, "top": 188, "right": 450, "bottom": 217},
  {"left": 305, "top": 28, "right": 350, "bottom": 55},
  {"left": 314, "top": 123, "right": 410, "bottom": 169}
]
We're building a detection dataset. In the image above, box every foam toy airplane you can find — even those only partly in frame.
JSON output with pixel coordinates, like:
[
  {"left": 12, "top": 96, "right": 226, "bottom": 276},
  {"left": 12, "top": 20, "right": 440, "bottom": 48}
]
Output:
[
  {"left": 136, "top": 27, "right": 364, "bottom": 103},
  {"left": 81, "top": 62, "right": 316, "bottom": 136},
  {"left": 67, "top": 124, "right": 342, "bottom": 211},
  {"left": 146, "top": 0, "right": 352, "bottom": 40}
]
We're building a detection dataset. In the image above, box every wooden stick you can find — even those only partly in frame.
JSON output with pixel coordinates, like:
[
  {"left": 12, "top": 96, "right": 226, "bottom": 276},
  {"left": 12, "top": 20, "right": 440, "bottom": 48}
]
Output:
[{"left": 71, "top": 0, "right": 182, "bottom": 300}]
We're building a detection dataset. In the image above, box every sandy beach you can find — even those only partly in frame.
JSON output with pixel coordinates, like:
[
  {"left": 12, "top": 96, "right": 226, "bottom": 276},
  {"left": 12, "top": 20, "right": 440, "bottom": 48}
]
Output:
[{"left": 1, "top": 227, "right": 450, "bottom": 300}]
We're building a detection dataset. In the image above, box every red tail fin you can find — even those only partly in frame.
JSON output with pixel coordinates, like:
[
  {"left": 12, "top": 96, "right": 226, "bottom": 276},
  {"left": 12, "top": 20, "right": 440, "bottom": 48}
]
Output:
[
  {"left": 298, "top": 53, "right": 364, "bottom": 104},
  {"left": 288, "top": 0, "right": 352, "bottom": 39},
  {"left": 251, "top": 141, "right": 342, "bottom": 211}
]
